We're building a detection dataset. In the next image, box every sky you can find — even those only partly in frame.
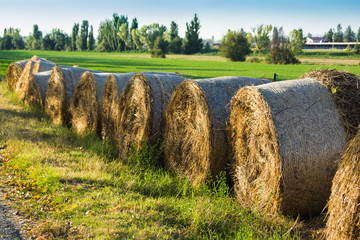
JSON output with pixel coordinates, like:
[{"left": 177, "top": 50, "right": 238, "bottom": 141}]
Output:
[{"left": 0, "top": 0, "right": 359, "bottom": 41}]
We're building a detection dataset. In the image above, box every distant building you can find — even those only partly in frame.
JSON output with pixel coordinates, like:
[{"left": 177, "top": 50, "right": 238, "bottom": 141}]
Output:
[{"left": 306, "top": 37, "right": 329, "bottom": 43}]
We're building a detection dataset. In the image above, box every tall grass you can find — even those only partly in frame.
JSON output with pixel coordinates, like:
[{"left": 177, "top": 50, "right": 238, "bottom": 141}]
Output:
[{"left": 0, "top": 81, "right": 301, "bottom": 239}]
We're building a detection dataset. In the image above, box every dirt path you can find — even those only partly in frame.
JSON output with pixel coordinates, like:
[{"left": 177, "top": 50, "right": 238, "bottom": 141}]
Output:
[{"left": 0, "top": 194, "right": 24, "bottom": 239}]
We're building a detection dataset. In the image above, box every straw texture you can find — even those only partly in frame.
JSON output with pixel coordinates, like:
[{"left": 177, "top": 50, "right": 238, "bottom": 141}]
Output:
[
  {"left": 164, "top": 77, "right": 270, "bottom": 186},
  {"left": 228, "top": 79, "right": 346, "bottom": 216}
]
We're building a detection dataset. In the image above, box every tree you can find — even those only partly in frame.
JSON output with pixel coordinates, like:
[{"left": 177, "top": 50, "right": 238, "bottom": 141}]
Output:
[
  {"left": 288, "top": 28, "right": 304, "bottom": 55},
  {"left": 168, "top": 21, "right": 182, "bottom": 54},
  {"left": 151, "top": 36, "right": 169, "bottom": 58},
  {"left": 118, "top": 22, "right": 129, "bottom": 51},
  {"left": 184, "top": 14, "right": 203, "bottom": 54},
  {"left": 354, "top": 42, "right": 360, "bottom": 54},
  {"left": 357, "top": 27, "right": 360, "bottom": 42},
  {"left": 325, "top": 28, "right": 334, "bottom": 42},
  {"left": 32, "top": 24, "right": 42, "bottom": 50},
  {"left": 129, "top": 18, "right": 138, "bottom": 50},
  {"left": 71, "top": 23, "right": 79, "bottom": 51},
  {"left": 334, "top": 24, "right": 343, "bottom": 42},
  {"left": 131, "top": 28, "right": 142, "bottom": 50},
  {"left": 345, "top": 44, "right": 352, "bottom": 53},
  {"left": 77, "top": 20, "right": 89, "bottom": 51},
  {"left": 140, "top": 23, "right": 167, "bottom": 50},
  {"left": 219, "top": 30, "right": 252, "bottom": 62},
  {"left": 266, "top": 27, "right": 299, "bottom": 64},
  {"left": 344, "top": 25, "right": 356, "bottom": 42},
  {"left": 88, "top": 25, "right": 95, "bottom": 51},
  {"left": 251, "top": 24, "right": 272, "bottom": 53},
  {"left": 42, "top": 33, "right": 55, "bottom": 50}
]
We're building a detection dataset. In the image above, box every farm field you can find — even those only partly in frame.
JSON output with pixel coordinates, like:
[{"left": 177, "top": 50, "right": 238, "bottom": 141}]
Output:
[
  {"left": 1, "top": 50, "right": 359, "bottom": 81},
  {"left": 0, "top": 50, "right": 359, "bottom": 239}
]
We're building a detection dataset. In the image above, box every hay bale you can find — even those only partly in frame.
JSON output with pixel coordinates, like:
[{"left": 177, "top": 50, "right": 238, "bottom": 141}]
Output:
[
  {"left": 326, "top": 128, "right": 360, "bottom": 239},
  {"left": 18, "top": 70, "right": 53, "bottom": 106},
  {"left": 32, "top": 58, "right": 56, "bottom": 74},
  {"left": 102, "top": 72, "right": 180, "bottom": 142},
  {"left": 164, "top": 77, "right": 270, "bottom": 186},
  {"left": 45, "top": 66, "right": 101, "bottom": 125},
  {"left": 117, "top": 73, "right": 185, "bottom": 159},
  {"left": 228, "top": 79, "right": 346, "bottom": 216},
  {"left": 301, "top": 69, "right": 360, "bottom": 141},
  {"left": 6, "top": 55, "right": 39, "bottom": 90},
  {"left": 69, "top": 72, "right": 109, "bottom": 134}
]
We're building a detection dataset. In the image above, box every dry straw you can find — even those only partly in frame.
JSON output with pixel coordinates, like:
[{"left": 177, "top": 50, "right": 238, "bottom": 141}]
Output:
[
  {"left": 15, "top": 58, "right": 55, "bottom": 106},
  {"left": 117, "top": 73, "right": 185, "bottom": 159},
  {"left": 228, "top": 79, "right": 346, "bottom": 217},
  {"left": 45, "top": 66, "right": 101, "bottom": 125},
  {"left": 164, "top": 77, "right": 270, "bottom": 186},
  {"left": 6, "top": 55, "right": 38, "bottom": 90},
  {"left": 69, "top": 72, "right": 109, "bottom": 134},
  {"left": 326, "top": 128, "right": 360, "bottom": 240},
  {"left": 102, "top": 72, "right": 180, "bottom": 142},
  {"left": 301, "top": 69, "right": 360, "bottom": 141}
]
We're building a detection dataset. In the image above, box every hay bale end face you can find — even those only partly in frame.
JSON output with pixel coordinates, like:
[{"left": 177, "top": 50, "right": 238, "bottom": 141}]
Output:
[
  {"left": 69, "top": 72, "right": 107, "bottom": 134},
  {"left": 101, "top": 73, "right": 136, "bottom": 141},
  {"left": 326, "top": 128, "right": 360, "bottom": 240},
  {"left": 164, "top": 77, "right": 270, "bottom": 186},
  {"left": 228, "top": 79, "right": 346, "bottom": 216},
  {"left": 45, "top": 66, "right": 101, "bottom": 125},
  {"left": 301, "top": 69, "right": 360, "bottom": 141},
  {"left": 117, "top": 73, "right": 185, "bottom": 159}
]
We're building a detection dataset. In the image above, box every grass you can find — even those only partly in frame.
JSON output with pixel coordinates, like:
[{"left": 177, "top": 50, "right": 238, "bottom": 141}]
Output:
[
  {"left": 1, "top": 50, "right": 359, "bottom": 82},
  {"left": 0, "top": 80, "right": 301, "bottom": 239},
  {"left": 0, "top": 49, "right": 352, "bottom": 239}
]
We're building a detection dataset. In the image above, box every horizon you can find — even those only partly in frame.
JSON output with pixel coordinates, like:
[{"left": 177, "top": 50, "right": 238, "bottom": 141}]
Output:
[{"left": 0, "top": 0, "right": 359, "bottom": 41}]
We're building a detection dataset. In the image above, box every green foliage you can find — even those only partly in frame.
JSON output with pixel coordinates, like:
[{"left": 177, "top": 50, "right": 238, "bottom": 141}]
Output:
[
  {"left": 71, "top": 23, "right": 79, "bottom": 51},
  {"left": 87, "top": 25, "right": 95, "bottom": 51},
  {"left": 266, "top": 27, "right": 300, "bottom": 65},
  {"left": 117, "top": 22, "right": 130, "bottom": 51},
  {"left": 346, "top": 44, "right": 352, "bottom": 53},
  {"left": 288, "top": 28, "right": 305, "bottom": 55},
  {"left": 251, "top": 24, "right": 272, "bottom": 53},
  {"left": 334, "top": 23, "right": 343, "bottom": 42},
  {"left": 354, "top": 42, "right": 360, "bottom": 54},
  {"left": 344, "top": 25, "right": 356, "bottom": 42},
  {"left": 77, "top": 20, "right": 89, "bottom": 51},
  {"left": 131, "top": 28, "right": 142, "bottom": 50},
  {"left": 0, "top": 28, "right": 25, "bottom": 50},
  {"left": 150, "top": 36, "right": 169, "bottom": 58},
  {"left": 184, "top": 14, "right": 203, "bottom": 54},
  {"left": 325, "top": 28, "right": 334, "bottom": 42},
  {"left": 169, "top": 36, "right": 183, "bottom": 54},
  {"left": 97, "top": 14, "right": 128, "bottom": 52},
  {"left": 140, "top": 23, "right": 167, "bottom": 51},
  {"left": 220, "top": 30, "right": 252, "bottom": 61}
]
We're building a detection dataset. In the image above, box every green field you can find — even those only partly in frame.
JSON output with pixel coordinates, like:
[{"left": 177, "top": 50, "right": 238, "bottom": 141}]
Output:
[
  {"left": 0, "top": 50, "right": 357, "bottom": 239},
  {"left": 1, "top": 50, "right": 359, "bottom": 81}
]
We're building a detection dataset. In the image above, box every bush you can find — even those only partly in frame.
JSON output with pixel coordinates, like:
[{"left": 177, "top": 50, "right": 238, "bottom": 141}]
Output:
[
  {"left": 266, "top": 44, "right": 300, "bottom": 64},
  {"left": 220, "top": 30, "right": 252, "bottom": 62},
  {"left": 150, "top": 36, "right": 168, "bottom": 58}
]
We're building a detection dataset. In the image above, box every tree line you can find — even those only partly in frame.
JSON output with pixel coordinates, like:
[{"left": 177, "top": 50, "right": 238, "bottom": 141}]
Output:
[
  {"left": 0, "top": 13, "right": 205, "bottom": 58},
  {"left": 324, "top": 24, "right": 360, "bottom": 42}
]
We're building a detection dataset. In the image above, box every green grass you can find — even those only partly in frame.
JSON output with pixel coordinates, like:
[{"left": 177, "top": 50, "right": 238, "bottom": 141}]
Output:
[
  {"left": 0, "top": 81, "right": 301, "bottom": 239},
  {"left": 1, "top": 50, "right": 359, "bottom": 81}
]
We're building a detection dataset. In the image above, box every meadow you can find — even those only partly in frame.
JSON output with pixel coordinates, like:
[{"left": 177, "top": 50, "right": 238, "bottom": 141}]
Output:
[{"left": 0, "top": 49, "right": 359, "bottom": 239}]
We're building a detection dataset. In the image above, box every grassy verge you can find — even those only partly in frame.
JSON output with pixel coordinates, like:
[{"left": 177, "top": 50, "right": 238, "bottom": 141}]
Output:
[{"left": 0, "top": 80, "right": 301, "bottom": 239}]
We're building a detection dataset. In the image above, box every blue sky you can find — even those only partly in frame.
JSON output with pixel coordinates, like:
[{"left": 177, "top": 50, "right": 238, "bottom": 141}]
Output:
[{"left": 1, "top": 0, "right": 359, "bottom": 40}]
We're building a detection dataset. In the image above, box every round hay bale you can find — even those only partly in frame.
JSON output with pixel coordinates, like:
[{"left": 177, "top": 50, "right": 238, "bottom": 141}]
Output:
[
  {"left": 32, "top": 58, "right": 56, "bottom": 74},
  {"left": 18, "top": 70, "right": 53, "bottom": 106},
  {"left": 45, "top": 66, "right": 101, "bottom": 125},
  {"left": 102, "top": 72, "right": 180, "bottom": 142},
  {"left": 326, "top": 128, "right": 360, "bottom": 240},
  {"left": 164, "top": 77, "right": 270, "bottom": 186},
  {"left": 69, "top": 72, "right": 109, "bottom": 134},
  {"left": 117, "top": 73, "right": 185, "bottom": 159},
  {"left": 301, "top": 69, "right": 360, "bottom": 141},
  {"left": 228, "top": 79, "right": 346, "bottom": 217},
  {"left": 6, "top": 55, "right": 39, "bottom": 91}
]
